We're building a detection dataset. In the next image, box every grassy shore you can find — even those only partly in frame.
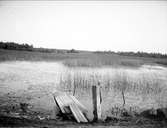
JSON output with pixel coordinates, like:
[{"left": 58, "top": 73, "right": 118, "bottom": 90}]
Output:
[{"left": 1, "top": 49, "right": 167, "bottom": 68}]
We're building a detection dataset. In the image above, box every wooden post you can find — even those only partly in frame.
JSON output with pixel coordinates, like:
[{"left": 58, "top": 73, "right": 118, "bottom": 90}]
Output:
[
  {"left": 97, "top": 82, "right": 102, "bottom": 120},
  {"left": 92, "top": 83, "right": 102, "bottom": 121}
]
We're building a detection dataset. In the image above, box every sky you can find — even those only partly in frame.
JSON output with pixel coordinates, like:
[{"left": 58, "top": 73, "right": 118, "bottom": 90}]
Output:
[{"left": 0, "top": 1, "right": 167, "bottom": 53}]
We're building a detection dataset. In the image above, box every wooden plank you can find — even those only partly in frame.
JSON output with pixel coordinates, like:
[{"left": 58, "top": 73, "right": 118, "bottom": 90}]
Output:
[
  {"left": 58, "top": 95, "right": 71, "bottom": 114},
  {"left": 69, "top": 95, "right": 88, "bottom": 113},
  {"left": 54, "top": 93, "right": 88, "bottom": 122},
  {"left": 69, "top": 103, "right": 88, "bottom": 123},
  {"left": 56, "top": 96, "right": 66, "bottom": 113},
  {"left": 56, "top": 95, "right": 71, "bottom": 114},
  {"left": 56, "top": 94, "right": 87, "bottom": 112},
  {"left": 55, "top": 95, "right": 74, "bottom": 114},
  {"left": 52, "top": 95, "right": 63, "bottom": 115}
]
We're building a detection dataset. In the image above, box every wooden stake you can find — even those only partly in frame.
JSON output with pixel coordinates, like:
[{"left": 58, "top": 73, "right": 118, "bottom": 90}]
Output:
[
  {"left": 92, "top": 84, "right": 102, "bottom": 121},
  {"left": 97, "top": 84, "right": 102, "bottom": 120}
]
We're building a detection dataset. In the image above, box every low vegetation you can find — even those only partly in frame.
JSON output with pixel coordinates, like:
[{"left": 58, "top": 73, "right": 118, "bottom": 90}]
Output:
[
  {"left": 0, "top": 41, "right": 167, "bottom": 67},
  {"left": 62, "top": 57, "right": 144, "bottom": 68},
  {"left": 56, "top": 67, "right": 167, "bottom": 125},
  {"left": 58, "top": 69, "right": 167, "bottom": 109},
  {"left": 95, "top": 51, "right": 167, "bottom": 59}
]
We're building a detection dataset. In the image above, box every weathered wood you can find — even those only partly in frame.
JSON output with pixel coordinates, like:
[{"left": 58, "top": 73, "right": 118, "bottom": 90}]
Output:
[
  {"left": 55, "top": 96, "right": 66, "bottom": 113},
  {"left": 56, "top": 95, "right": 72, "bottom": 114},
  {"left": 92, "top": 86, "right": 97, "bottom": 121},
  {"left": 53, "top": 95, "right": 64, "bottom": 113},
  {"left": 52, "top": 94, "right": 63, "bottom": 116},
  {"left": 92, "top": 85, "right": 102, "bottom": 121},
  {"left": 69, "top": 103, "right": 88, "bottom": 123},
  {"left": 97, "top": 85, "right": 102, "bottom": 120},
  {"left": 53, "top": 93, "right": 88, "bottom": 123},
  {"left": 69, "top": 95, "right": 88, "bottom": 113}
]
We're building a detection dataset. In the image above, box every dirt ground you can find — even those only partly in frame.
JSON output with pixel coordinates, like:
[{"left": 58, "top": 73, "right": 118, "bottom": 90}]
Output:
[{"left": 0, "top": 114, "right": 166, "bottom": 128}]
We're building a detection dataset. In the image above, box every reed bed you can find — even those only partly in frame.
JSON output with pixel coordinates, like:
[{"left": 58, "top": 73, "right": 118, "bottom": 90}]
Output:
[
  {"left": 62, "top": 58, "right": 144, "bottom": 68},
  {"left": 57, "top": 67, "right": 167, "bottom": 110}
]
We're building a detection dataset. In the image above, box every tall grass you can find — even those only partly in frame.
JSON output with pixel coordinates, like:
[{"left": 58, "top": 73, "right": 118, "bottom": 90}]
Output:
[
  {"left": 62, "top": 58, "right": 144, "bottom": 68},
  {"left": 57, "top": 68, "right": 167, "bottom": 108}
]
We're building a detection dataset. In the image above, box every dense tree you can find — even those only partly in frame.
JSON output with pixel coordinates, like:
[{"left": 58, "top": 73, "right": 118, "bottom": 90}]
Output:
[
  {"left": 0, "top": 42, "right": 33, "bottom": 51},
  {"left": 94, "top": 50, "right": 167, "bottom": 59}
]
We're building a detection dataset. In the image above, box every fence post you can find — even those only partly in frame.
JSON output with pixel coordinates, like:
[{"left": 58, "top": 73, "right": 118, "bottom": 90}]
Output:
[{"left": 92, "top": 82, "right": 102, "bottom": 121}]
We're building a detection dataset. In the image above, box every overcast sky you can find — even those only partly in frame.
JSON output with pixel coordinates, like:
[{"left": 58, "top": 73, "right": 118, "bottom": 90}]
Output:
[{"left": 0, "top": 1, "right": 167, "bottom": 53}]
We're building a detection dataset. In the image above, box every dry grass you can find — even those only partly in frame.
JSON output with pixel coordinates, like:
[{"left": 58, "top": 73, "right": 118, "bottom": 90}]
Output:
[
  {"left": 58, "top": 68, "right": 167, "bottom": 113},
  {"left": 1, "top": 48, "right": 167, "bottom": 68},
  {"left": 62, "top": 58, "right": 144, "bottom": 68}
]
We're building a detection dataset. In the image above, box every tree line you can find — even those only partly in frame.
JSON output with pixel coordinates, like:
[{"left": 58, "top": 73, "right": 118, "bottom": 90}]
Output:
[
  {"left": 117, "top": 51, "right": 167, "bottom": 58},
  {"left": 0, "top": 41, "right": 78, "bottom": 53},
  {"left": 0, "top": 41, "right": 33, "bottom": 51},
  {"left": 1, "top": 41, "right": 166, "bottom": 58},
  {"left": 94, "top": 51, "right": 167, "bottom": 59}
]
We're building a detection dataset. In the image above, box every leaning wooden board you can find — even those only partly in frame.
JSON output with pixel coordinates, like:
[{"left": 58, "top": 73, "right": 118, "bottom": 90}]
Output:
[
  {"left": 69, "top": 95, "right": 88, "bottom": 113},
  {"left": 69, "top": 103, "right": 88, "bottom": 123},
  {"left": 53, "top": 93, "right": 88, "bottom": 123}
]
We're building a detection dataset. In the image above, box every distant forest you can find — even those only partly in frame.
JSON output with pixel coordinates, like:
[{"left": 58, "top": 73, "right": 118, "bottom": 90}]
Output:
[
  {"left": 0, "top": 41, "right": 78, "bottom": 53},
  {"left": 0, "top": 41, "right": 167, "bottom": 58},
  {"left": 95, "top": 51, "right": 167, "bottom": 59},
  {"left": 0, "top": 42, "right": 33, "bottom": 51}
]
